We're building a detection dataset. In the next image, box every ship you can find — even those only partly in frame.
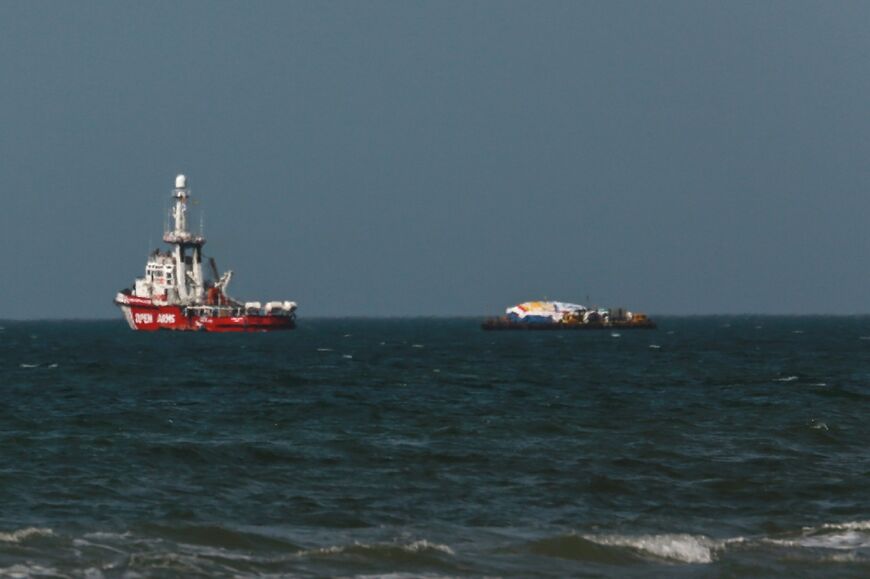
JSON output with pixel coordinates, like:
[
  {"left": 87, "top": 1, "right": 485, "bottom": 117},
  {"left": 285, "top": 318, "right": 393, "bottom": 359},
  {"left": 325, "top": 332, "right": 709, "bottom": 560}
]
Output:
[
  {"left": 114, "top": 174, "right": 297, "bottom": 332},
  {"left": 482, "top": 300, "right": 655, "bottom": 330}
]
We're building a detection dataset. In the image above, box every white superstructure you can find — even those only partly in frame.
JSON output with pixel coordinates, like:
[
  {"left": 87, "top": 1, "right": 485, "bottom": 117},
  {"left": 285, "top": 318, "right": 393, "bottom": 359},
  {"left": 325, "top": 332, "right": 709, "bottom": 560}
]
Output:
[{"left": 131, "top": 174, "right": 208, "bottom": 305}]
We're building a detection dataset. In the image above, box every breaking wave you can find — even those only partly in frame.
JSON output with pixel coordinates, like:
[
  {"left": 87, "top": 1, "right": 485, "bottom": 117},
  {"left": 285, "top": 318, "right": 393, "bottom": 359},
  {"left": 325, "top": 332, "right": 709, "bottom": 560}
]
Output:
[
  {"left": 764, "top": 520, "right": 870, "bottom": 551},
  {"left": 0, "top": 527, "right": 54, "bottom": 543},
  {"left": 528, "top": 532, "right": 727, "bottom": 564},
  {"left": 526, "top": 521, "right": 870, "bottom": 566},
  {"left": 2, "top": 522, "right": 869, "bottom": 575},
  {"left": 818, "top": 520, "right": 870, "bottom": 531},
  {"left": 582, "top": 533, "right": 724, "bottom": 563}
]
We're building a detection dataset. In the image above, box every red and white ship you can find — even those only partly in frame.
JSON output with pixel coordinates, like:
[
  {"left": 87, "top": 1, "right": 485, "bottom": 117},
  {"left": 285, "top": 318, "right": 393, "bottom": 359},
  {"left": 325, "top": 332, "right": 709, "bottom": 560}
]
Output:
[{"left": 115, "top": 174, "right": 297, "bottom": 332}]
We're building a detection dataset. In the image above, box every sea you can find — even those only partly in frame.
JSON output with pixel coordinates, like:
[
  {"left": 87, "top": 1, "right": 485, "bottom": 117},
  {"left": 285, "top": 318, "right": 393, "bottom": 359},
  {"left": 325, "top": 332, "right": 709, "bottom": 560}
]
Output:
[{"left": 1, "top": 317, "right": 868, "bottom": 578}]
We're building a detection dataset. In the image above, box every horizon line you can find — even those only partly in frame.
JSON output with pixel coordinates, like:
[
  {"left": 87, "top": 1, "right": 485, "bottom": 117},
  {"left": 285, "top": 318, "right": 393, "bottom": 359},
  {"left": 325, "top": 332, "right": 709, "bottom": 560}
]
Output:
[{"left": 5, "top": 312, "right": 870, "bottom": 323}]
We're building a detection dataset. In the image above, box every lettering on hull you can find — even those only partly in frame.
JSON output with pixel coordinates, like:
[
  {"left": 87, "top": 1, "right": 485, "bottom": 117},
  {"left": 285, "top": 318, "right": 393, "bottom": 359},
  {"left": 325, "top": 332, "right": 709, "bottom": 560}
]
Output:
[
  {"left": 134, "top": 312, "right": 153, "bottom": 325},
  {"left": 157, "top": 313, "right": 176, "bottom": 324},
  {"left": 128, "top": 308, "right": 187, "bottom": 331}
]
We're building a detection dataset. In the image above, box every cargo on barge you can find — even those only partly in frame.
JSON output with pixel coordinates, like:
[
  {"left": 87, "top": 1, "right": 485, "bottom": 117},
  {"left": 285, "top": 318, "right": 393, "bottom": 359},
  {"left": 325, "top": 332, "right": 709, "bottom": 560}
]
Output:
[{"left": 482, "top": 301, "right": 655, "bottom": 330}]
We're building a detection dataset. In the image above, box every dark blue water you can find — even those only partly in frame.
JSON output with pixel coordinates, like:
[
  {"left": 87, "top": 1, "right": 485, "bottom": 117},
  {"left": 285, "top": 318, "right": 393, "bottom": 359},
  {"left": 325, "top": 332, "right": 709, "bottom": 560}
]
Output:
[{"left": 1, "top": 317, "right": 869, "bottom": 577}]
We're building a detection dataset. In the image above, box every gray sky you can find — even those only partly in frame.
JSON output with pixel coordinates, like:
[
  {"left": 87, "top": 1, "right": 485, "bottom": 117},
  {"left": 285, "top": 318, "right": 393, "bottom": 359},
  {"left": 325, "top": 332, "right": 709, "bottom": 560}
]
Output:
[{"left": 1, "top": 1, "right": 869, "bottom": 318}]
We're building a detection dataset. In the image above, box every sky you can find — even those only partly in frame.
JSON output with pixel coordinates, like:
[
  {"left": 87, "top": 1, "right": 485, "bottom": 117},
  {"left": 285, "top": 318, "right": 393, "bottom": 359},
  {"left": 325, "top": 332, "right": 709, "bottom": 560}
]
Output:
[{"left": 1, "top": 1, "right": 869, "bottom": 318}]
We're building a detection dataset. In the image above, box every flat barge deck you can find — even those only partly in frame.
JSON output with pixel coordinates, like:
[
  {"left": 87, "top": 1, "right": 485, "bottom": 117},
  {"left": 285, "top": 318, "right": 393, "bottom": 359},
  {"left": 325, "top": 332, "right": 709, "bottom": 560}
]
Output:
[{"left": 481, "top": 318, "right": 656, "bottom": 331}]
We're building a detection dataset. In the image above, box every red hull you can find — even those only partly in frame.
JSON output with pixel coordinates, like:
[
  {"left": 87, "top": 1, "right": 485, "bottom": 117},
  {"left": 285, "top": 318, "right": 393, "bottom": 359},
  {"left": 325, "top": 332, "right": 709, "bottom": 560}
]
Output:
[{"left": 115, "top": 295, "right": 295, "bottom": 332}]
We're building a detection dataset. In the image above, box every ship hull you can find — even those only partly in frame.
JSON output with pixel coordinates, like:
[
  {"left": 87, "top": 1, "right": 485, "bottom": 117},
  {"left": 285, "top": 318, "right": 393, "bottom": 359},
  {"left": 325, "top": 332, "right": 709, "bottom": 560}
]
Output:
[
  {"left": 115, "top": 295, "right": 295, "bottom": 332},
  {"left": 481, "top": 318, "right": 656, "bottom": 331}
]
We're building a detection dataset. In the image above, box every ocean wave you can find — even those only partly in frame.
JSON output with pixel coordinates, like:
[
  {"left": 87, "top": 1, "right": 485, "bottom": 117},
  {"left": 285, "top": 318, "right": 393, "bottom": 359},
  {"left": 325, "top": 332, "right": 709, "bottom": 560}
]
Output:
[
  {"left": 137, "top": 523, "right": 300, "bottom": 552},
  {"left": 0, "top": 563, "right": 62, "bottom": 577},
  {"left": 83, "top": 531, "right": 132, "bottom": 541},
  {"left": 763, "top": 520, "right": 870, "bottom": 551},
  {"left": 302, "top": 539, "right": 455, "bottom": 558},
  {"left": 818, "top": 520, "right": 870, "bottom": 531},
  {"left": 526, "top": 534, "right": 639, "bottom": 564},
  {"left": 535, "top": 520, "right": 870, "bottom": 567},
  {"left": 128, "top": 551, "right": 215, "bottom": 574},
  {"left": 6, "top": 521, "right": 870, "bottom": 575},
  {"left": 765, "top": 531, "right": 870, "bottom": 550},
  {"left": 582, "top": 533, "right": 725, "bottom": 564},
  {"left": 526, "top": 531, "right": 731, "bottom": 564},
  {"left": 0, "top": 527, "right": 54, "bottom": 543},
  {"left": 351, "top": 574, "right": 456, "bottom": 579},
  {"left": 775, "top": 375, "right": 799, "bottom": 382}
]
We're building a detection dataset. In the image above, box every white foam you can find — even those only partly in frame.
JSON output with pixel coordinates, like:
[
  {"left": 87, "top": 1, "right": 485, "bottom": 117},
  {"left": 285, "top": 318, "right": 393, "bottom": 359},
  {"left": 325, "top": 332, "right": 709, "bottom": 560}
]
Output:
[
  {"left": 582, "top": 533, "right": 720, "bottom": 564},
  {"left": 83, "top": 531, "right": 132, "bottom": 540},
  {"left": 817, "top": 520, "right": 870, "bottom": 531},
  {"left": 352, "top": 574, "right": 455, "bottom": 579},
  {"left": 316, "top": 348, "right": 333, "bottom": 352},
  {"left": 766, "top": 531, "right": 870, "bottom": 550},
  {"left": 301, "top": 539, "right": 454, "bottom": 557},
  {"left": 411, "top": 344, "right": 424, "bottom": 348},
  {"left": 574, "top": 521, "right": 870, "bottom": 565},
  {"left": 178, "top": 543, "right": 259, "bottom": 562},
  {"left": 19, "top": 363, "right": 38, "bottom": 369},
  {"left": 649, "top": 344, "right": 661, "bottom": 349},
  {"left": 610, "top": 332, "right": 621, "bottom": 338},
  {"left": 0, "top": 527, "right": 53, "bottom": 543},
  {"left": 775, "top": 376, "right": 798, "bottom": 382},
  {"left": 342, "top": 354, "right": 353, "bottom": 359},
  {"left": 822, "top": 552, "right": 861, "bottom": 563},
  {"left": 72, "top": 537, "right": 128, "bottom": 556},
  {"left": 765, "top": 520, "right": 870, "bottom": 551},
  {"left": 404, "top": 540, "right": 455, "bottom": 555},
  {"left": 0, "top": 564, "right": 62, "bottom": 578}
]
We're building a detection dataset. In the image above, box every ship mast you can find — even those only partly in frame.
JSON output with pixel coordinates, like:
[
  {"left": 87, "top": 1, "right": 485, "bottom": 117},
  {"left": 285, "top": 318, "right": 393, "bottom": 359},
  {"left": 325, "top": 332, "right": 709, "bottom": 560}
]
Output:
[{"left": 162, "top": 174, "right": 206, "bottom": 303}]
